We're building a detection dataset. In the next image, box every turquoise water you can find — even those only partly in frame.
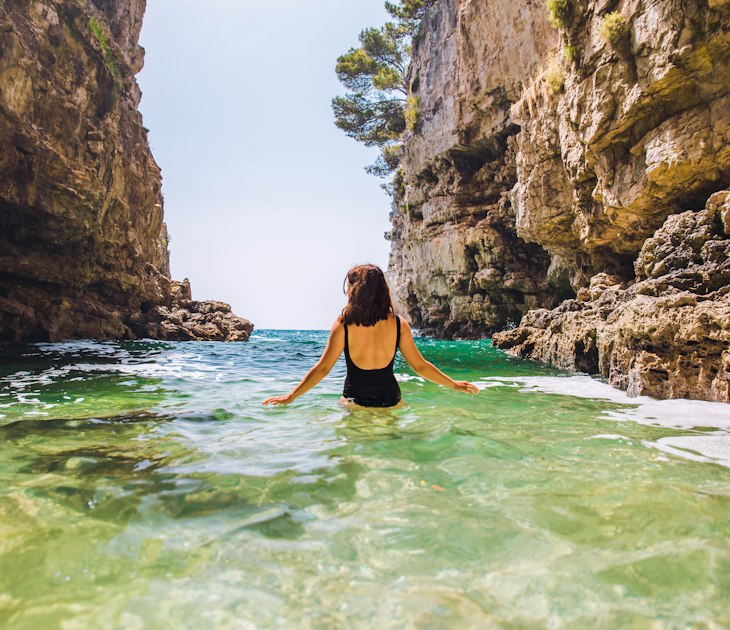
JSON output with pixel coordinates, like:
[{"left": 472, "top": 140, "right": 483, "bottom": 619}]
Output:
[{"left": 0, "top": 330, "right": 729, "bottom": 628}]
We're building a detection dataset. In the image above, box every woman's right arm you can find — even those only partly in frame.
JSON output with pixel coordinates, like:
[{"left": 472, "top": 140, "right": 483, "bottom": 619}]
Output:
[{"left": 398, "top": 319, "right": 478, "bottom": 395}]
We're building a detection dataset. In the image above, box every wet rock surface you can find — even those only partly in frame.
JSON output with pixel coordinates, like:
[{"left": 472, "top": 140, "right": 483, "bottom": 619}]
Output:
[
  {"left": 493, "top": 192, "right": 730, "bottom": 402},
  {"left": 0, "top": 0, "right": 252, "bottom": 342}
]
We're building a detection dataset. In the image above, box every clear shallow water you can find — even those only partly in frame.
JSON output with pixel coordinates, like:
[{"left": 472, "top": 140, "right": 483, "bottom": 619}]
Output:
[{"left": 0, "top": 330, "right": 729, "bottom": 629}]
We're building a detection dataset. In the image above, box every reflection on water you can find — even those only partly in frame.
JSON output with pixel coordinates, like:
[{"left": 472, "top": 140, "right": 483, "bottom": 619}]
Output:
[{"left": 0, "top": 332, "right": 729, "bottom": 628}]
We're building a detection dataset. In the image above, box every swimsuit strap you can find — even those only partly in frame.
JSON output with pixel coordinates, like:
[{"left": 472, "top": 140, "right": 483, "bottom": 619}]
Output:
[
  {"left": 344, "top": 320, "right": 348, "bottom": 354},
  {"left": 394, "top": 315, "right": 400, "bottom": 357}
]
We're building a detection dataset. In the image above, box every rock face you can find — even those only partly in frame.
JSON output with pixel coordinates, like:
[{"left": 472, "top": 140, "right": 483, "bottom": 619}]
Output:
[
  {"left": 510, "top": 0, "right": 730, "bottom": 287},
  {"left": 0, "top": 0, "right": 252, "bottom": 342},
  {"left": 390, "top": 0, "right": 730, "bottom": 400},
  {"left": 494, "top": 192, "right": 730, "bottom": 402},
  {"left": 388, "top": 0, "right": 572, "bottom": 339}
]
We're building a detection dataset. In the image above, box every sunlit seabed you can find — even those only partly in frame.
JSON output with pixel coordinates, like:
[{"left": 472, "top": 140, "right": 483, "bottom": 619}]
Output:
[{"left": 0, "top": 331, "right": 729, "bottom": 628}]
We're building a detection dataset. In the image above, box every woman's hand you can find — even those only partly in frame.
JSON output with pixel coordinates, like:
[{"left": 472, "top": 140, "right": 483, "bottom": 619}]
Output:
[
  {"left": 452, "top": 380, "right": 479, "bottom": 395},
  {"left": 262, "top": 393, "right": 295, "bottom": 406}
]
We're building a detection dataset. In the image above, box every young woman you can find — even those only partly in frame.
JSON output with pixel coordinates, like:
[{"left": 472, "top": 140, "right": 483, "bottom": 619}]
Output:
[{"left": 262, "top": 264, "right": 479, "bottom": 408}]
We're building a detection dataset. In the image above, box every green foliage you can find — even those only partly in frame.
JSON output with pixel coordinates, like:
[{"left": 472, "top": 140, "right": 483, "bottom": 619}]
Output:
[
  {"left": 384, "top": 0, "right": 431, "bottom": 36},
  {"left": 564, "top": 43, "right": 576, "bottom": 64},
  {"left": 544, "top": 57, "right": 564, "bottom": 95},
  {"left": 546, "top": 0, "right": 571, "bottom": 29},
  {"left": 88, "top": 16, "right": 107, "bottom": 48},
  {"left": 332, "top": 0, "right": 434, "bottom": 184},
  {"left": 405, "top": 94, "right": 419, "bottom": 131},
  {"left": 599, "top": 12, "right": 630, "bottom": 46},
  {"left": 332, "top": 94, "right": 405, "bottom": 147},
  {"left": 366, "top": 144, "right": 402, "bottom": 178},
  {"left": 88, "top": 16, "right": 122, "bottom": 81}
]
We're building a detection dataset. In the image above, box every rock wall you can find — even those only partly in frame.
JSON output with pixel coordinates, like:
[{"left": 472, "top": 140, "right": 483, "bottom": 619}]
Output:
[
  {"left": 0, "top": 0, "right": 252, "bottom": 342},
  {"left": 390, "top": 0, "right": 730, "bottom": 400},
  {"left": 494, "top": 192, "right": 730, "bottom": 402},
  {"left": 510, "top": 0, "right": 730, "bottom": 286},
  {"left": 387, "top": 0, "right": 573, "bottom": 339}
]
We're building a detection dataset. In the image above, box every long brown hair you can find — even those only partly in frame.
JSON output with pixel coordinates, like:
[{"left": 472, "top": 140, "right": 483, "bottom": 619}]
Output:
[{"left": 340, "top": 264, "right": 395, "bottom": 326}]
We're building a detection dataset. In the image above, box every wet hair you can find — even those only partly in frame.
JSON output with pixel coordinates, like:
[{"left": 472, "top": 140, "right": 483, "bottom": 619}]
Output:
[{"left": 339, "top": 264, "right": 395, "bottom": 326}]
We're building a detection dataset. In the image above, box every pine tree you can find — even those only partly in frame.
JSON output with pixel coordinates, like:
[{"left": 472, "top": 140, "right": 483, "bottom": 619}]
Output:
[{"left": 332, "top": 1, "right": 432, "bottom": 181}]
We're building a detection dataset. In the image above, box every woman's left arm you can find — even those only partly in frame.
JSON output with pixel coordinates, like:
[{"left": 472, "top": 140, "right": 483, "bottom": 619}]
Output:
[{"left": 262, "top": 319, "right": 345, "bottom": 406}]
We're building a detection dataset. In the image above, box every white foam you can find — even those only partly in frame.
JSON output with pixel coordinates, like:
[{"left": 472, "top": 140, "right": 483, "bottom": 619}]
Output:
[
  {"left": 648, "top": 434, "right": 730, "bottom": 467},
  {"left": 31, "top": 340, "right": 132, "bottom": 358},
  {"left": 474, "top": 380, "right": 508, "bottom": 390},
  {"left": 480, "top": 376, "right": 730, "bottom": 430},
  {"left": 480, "top": 375, "right": 730, "bottom": 468},
  {"left": 395, "top": 373, "right": 425, "bottom": 383},
  {"left": 591, "top": 434, "right": 632, "bottom": 441}
]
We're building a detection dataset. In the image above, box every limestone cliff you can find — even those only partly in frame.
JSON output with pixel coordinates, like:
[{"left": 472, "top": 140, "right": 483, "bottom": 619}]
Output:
[
  {"left": 389, "top": 0, "right": 730, "bottom": 400},
  {"left": 388, "top": 0, "right": 572, "bottom": 339},
  {"left": 494, "top": 192, "right": 730, "bottom": 402},
  {"left": 0, "top": 0, "right": 252, "bottom": 342}
]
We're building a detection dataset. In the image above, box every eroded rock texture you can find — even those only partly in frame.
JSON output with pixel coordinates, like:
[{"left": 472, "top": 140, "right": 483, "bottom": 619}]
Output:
[
  {"left": 128, "top": 279, "right": 254, "bottom": 342},
  {"left": 493, "top": 192, "right": 730, "bottom": 402},
  {"left": 387, "top": 0, "right": 573, "bottom": 339},
  {"left": 511, "top": 0, "right": 730, "bottom": 286},
  {"left": 0, "top": 0, "right": 252, "bottom": 342},
  {"left": 390, "top": 0, "right": 730, "bottom": 399}
]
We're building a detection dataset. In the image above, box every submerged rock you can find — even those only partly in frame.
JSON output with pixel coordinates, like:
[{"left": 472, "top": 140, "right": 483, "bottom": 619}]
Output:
[
  {"left": 0, "top": 0, "right": 252, "bottom": 342},
  {"left": 493, "top": 192, "right": 730, "bottom": 402}
]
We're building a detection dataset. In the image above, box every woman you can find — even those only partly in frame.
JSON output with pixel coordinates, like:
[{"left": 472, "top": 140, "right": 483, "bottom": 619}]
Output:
[{"left": 262, "top": 264, "right": 478, "bottom": 407}]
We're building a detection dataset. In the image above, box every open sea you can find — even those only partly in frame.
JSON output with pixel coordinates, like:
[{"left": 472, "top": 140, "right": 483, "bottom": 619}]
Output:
[{"left": 0, "top": 330, "right": 729, "bottom": 628}]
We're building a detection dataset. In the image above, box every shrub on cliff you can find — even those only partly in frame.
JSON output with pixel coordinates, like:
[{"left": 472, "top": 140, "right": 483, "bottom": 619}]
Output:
[
  {"left": 405, "top": 94, "right": 420, "bottom": 132},
  {"left": 564, "top": 43, "right": 576, "bottom": 64},
  {"left": 546, "top": 0, "right": 571, "bottom": 29},
  {"left": 88, "top": 16, "right": 121, "bottom": 80},
  {"left": 599, "top": 12, "right": 630, "bottom": 47},
  {"left": 332, "top": 0, "right": 434, "bottom": 185},
  {"left": 544, "top": 57, "right": 564, "bottom": 95}
]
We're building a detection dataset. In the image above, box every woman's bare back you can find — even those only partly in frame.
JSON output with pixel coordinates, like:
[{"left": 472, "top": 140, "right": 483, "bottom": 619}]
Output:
[{"left": 344, "top": 313, "right": 400, "bottom": 370}]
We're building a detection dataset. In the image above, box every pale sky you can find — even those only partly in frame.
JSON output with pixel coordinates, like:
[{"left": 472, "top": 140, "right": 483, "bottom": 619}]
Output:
[{"left": 137, "top": 0, "right": 392, "bottom": 330}]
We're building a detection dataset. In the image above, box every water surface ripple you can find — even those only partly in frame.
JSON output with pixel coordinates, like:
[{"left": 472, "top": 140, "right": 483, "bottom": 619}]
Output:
[{"left": 0, "top": 331, "right": 729, "bottom": 628}]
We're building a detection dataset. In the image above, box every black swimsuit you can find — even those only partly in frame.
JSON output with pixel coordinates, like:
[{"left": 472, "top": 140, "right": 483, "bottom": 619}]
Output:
[{"left": 342, "top": 316, "right": 402, "bottom": 407}]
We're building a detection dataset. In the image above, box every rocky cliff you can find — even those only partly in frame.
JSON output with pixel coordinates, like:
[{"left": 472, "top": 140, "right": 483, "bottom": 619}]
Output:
[
  {"left": 388, "top": 0, "right": 571, "bottom": 339},
  {"left": 389, "top": 0, "right": 730, "bottom": 401},
  {"left": 0, "top": 0, "right": 252, "bottom": 342}
]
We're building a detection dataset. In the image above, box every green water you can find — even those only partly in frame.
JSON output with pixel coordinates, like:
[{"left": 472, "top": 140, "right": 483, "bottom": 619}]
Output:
[{"left": 0, "top": 331, "right": 729, "bottom": 628}]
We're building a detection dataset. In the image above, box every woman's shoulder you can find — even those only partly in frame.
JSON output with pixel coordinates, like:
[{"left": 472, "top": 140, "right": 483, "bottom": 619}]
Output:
[{"left": 396, "top": 315, "right": 413, "bottom": 334}]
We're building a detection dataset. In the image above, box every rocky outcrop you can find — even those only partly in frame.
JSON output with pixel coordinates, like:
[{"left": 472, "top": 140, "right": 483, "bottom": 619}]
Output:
[
  {"left": 0, "top": 0, "right": 252, "bottom": 342},
  {"left": 128, "top": 279, "right": 254, "bottom": 342},
  {"left": 493, "top": 192, "right": 730, "bottom": 402},
  {"left": 390, "top": 0, "right": 730, "bottom": 399}
]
